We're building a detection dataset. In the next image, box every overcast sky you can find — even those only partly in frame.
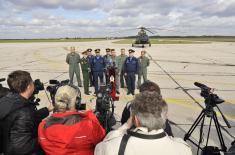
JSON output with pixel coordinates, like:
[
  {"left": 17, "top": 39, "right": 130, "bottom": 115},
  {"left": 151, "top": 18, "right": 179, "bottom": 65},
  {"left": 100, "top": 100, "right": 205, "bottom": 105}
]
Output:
[{"left": 0, "top": 0, "right": 235, "bottom": 39}]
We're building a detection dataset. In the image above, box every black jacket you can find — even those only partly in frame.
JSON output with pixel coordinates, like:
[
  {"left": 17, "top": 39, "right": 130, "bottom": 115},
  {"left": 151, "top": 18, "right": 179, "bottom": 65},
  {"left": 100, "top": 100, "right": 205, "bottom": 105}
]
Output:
[{"left": 0, "top": 93, "right": 49, "bottom": 155}]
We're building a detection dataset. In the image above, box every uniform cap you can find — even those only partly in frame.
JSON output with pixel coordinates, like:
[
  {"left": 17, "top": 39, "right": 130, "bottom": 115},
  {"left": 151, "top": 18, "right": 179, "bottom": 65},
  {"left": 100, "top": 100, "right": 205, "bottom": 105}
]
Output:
[
  {"left": 129, "top": 49, "right": 135, "bottom": 53},
  {"left": 87, "top": 48, "right": 92, "bottom": 52},
  {"left": 95, "top": 49, "right": 101, "bottom": 53}
]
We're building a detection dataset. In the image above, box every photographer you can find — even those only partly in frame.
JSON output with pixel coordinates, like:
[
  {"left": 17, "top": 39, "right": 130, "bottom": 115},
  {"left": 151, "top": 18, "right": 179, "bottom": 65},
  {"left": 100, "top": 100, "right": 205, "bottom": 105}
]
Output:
[
  {"left": 121, "top": 80, "right": 173, "bottom": 136},
  {"left": 38, "top": 85, "right": 106, "bottom": 155},
  {"left": 95, "top": 91, "right": 192, "bottom": 155},
  {"left": 0, "top": 70, "right": 51, "bottom": 155}
]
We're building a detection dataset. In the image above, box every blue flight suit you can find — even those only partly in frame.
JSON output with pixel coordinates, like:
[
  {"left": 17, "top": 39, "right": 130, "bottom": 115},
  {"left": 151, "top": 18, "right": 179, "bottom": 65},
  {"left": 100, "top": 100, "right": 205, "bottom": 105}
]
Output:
[
  {"left": 91, "top": 56, "right": 105, "bottom": 93},
  {"left": 88, "top": 55, "right": 94, "bottom": 86},
  {"left": 124, "top": 56, "right": 139, "bottom": 94}
]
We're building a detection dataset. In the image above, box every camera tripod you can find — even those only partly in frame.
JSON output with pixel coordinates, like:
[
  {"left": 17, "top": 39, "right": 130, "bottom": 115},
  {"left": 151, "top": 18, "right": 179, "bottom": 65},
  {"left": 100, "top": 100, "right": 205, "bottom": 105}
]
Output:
[{"left": 184, "top": 85, "right": 231, "bottom": 155}]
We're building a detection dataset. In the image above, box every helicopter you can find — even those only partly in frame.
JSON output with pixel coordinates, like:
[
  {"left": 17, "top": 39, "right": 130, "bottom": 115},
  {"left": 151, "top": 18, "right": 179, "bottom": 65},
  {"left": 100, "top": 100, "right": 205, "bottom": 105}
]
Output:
[
  {"left": 132, "top": 27, "right": 154, "bottom": 48},
  {"left": 112, "top": 26, "right": 181, "bottom": 48}
]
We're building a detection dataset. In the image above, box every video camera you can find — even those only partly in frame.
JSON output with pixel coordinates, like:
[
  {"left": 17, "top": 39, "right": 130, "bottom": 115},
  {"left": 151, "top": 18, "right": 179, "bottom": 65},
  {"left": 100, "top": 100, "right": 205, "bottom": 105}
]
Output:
[
  {"left": 95, "top": 83, "right": 116, "bottom": 133},
  {"left": 194, "top": 82, "right": 224, "bottom": 106},
  {"left": 29, "top": 79, "right": 45, "bottom": 106}
]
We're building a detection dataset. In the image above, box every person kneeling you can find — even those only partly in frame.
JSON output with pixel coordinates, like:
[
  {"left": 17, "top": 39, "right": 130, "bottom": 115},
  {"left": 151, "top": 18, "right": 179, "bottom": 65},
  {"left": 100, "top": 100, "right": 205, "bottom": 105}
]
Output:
[
  {"left": 38, "top": 85, "right": 105, "bottom": 155},
  {"left": 95, "top": 91, "right": 192, "bottom": 155}
]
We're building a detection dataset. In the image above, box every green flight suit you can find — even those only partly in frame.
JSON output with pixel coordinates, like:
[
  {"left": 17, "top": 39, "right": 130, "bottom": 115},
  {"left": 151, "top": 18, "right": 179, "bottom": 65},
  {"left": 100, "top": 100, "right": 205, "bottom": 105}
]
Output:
[
  {"left": 66, "top": 52, "right": 82, "bottom": 86},
  {"left": 80, "top": 57, "right": 90, "bottom": 94},
  {"left": 137, "top": 56, "right": 150, "bottom": 88},
  {"left": 117, "top": 55, "right": 127, "bottom": 88}
]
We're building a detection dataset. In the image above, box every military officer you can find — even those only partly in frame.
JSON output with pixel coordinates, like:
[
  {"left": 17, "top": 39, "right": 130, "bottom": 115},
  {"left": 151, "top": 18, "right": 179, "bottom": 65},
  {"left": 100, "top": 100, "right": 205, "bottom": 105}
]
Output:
[
  {"left": 87, "top": 48, "right": 94, "bottom": 87},
  {"left": 137, "top": 50, "right": 150, "bottom": 88},
  {"left": 80, "top": 50, "right": 90, "bottom": 95},
  {"left": 91, "top": 49, "right": 105, "bottom": 95},
  {"left": 66, "top": 46, "right": 82, "bottom": 87},
  {"left": 117, "top": 48, "right": 127, "bottom": 88},
  {"left": 104, "top": 48, "right": 112, "bottom": 67},
  {"left": 123, "top": 49, "right": 139, "bottom": 95}
]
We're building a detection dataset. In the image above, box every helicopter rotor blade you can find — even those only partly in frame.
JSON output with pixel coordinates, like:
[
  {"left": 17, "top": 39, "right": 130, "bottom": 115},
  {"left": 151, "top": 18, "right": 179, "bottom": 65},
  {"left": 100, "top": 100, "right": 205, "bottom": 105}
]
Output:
[
  {"left": 143, "top": 28, "right": 157, "bottom": 34},
  {"left": 147, "top": 27, "right": 184, "bottom": 33},
  {"left": 111, "top": 28, "right": 139, "bottom": 34}
]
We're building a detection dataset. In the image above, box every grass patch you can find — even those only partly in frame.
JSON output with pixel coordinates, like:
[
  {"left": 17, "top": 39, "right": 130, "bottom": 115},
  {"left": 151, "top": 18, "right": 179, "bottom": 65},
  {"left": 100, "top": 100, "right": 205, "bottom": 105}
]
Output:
[{"left": 0, "top": 38, "right": 105, "bottom": 43}]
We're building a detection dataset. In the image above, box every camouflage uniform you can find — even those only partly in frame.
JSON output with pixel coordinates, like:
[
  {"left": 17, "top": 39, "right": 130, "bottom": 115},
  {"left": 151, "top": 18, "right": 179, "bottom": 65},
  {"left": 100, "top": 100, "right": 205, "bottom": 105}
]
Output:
[{"left": 80, "top": 56, "right": 90, "bottom": 94}]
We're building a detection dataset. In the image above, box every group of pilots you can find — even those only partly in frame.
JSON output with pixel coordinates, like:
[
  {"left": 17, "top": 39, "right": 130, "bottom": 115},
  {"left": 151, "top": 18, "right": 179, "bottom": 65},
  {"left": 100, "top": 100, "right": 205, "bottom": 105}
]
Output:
[{"left": 66, "top": 47, "right": 150, "bottom": 96}]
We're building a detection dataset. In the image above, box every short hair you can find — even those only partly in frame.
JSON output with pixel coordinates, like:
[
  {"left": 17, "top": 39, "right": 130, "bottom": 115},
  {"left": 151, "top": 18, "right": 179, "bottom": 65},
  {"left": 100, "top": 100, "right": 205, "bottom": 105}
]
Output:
[
  {"left": 139, "top": 80, "right": 161, "bottom": 94},
  {"left": 55, "top": 85, "right": 79, "bottom": 112},
  {"left": 7, "top": 70, "right": 33, "bottom": 93},
  {"left": 141, "top": 50, "right": 146, "bottom": 54},
  {"left": 131, "top": 91, "right": 166, "bottom": 131}
]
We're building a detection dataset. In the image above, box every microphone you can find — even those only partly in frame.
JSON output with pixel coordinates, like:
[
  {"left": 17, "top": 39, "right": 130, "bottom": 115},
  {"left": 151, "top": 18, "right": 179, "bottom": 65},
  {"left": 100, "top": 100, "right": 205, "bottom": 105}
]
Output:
[{"left": 0, "top": 78, "right": 6, "bottom": 82}]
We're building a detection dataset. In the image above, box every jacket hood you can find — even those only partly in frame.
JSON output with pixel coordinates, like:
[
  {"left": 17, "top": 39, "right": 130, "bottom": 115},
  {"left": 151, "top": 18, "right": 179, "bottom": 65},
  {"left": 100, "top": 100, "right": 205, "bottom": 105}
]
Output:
[{"left": 0, "top": 92, "right": 28, "bottom": 119}]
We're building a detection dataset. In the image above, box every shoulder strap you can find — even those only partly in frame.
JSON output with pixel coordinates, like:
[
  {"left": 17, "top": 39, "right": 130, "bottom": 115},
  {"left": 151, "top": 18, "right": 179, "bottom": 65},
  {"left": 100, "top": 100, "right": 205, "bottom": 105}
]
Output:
[
  {"left": 127, "top": 130, "right": 166, "bottom": 139},
  {"left": 118, "top": 130, "right": 167, "bottom": 155},
  {"left": 118, "top": 134, "right": 131, "bottom": 155}
]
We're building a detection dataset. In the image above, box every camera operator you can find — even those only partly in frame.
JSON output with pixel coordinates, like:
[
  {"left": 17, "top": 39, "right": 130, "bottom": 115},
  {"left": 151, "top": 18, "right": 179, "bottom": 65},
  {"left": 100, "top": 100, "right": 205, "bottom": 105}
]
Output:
[
  {"left": 0, "top": 70, "right": 52, "bottom": 155},
  {"left": 121, "top": 80, "right": 173, "bottom": 136},
  {"left": 95, "top": 91, "right": 192, "bottom": 155},
  {"left": 38, "top": 85, "right": 106, "bottom": 155}
]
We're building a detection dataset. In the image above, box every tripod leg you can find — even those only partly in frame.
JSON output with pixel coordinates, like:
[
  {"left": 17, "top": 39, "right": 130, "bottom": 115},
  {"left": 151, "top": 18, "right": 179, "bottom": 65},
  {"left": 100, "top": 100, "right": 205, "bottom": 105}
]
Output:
[
  {"left": 213, "top": 111, "right": 227, "bottom": 152},
  {"left": 205, "top": 116, "right": 213, "bottom": 147},
  {"left": 197, "top": 116, "right": 206, "bottom": 155},
  {"left": 184, "top": 110, "right": 206, "bottom": 141}
]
